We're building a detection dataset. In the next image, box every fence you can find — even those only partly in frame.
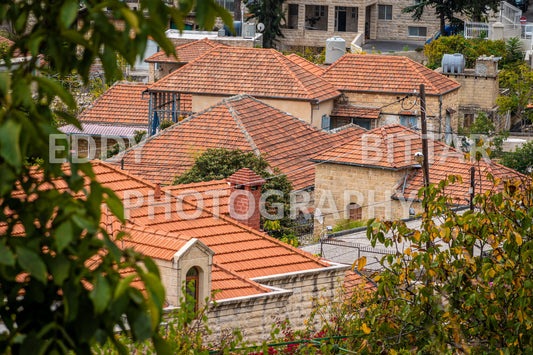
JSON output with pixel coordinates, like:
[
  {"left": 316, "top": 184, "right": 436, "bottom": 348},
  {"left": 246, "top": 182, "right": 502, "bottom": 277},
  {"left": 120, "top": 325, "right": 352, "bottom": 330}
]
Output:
[
  {"left": 500, "top": 0, "right": 522, "bottom": 25},
  {"left": 464, "top": 22, "right": 491, "bottom": 39}
]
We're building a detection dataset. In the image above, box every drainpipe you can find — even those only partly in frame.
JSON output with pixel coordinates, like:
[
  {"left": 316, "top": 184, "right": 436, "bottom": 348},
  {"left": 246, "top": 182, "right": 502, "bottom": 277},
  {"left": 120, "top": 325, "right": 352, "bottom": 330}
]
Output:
[
  {"left": 311, "top": 100, "right": 320, "bottom": 126},
  {"left": 438, "top": 94, "right": 443, "bottom": 140}
]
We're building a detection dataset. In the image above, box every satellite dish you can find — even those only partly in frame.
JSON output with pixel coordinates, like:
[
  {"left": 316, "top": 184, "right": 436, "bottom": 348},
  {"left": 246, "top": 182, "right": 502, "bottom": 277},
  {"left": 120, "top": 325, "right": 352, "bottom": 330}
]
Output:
[{"left": 257, "top": 23, "right": 265, "bottom": 32}]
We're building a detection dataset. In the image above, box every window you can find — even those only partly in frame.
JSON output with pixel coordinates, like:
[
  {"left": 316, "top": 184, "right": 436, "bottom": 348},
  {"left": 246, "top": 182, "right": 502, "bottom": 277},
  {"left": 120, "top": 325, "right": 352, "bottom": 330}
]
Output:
[
  {"left": 408, "top": 26, "right": 427, "bottom": 37},
  {"left": 400, "top": 115, "right": 417, "bottom": 129},
  {"left": 305, "top": 5, "right": 328, "bottom": 31},
  {"left": 352, "top": 118, "right": 371, "bottom": 130},
  {"left": 321, "top": 115, "right": 331, "bottom": 130},
  {"left": 378, "top": 5, "right": 392, "bottom": 20},
  {"left": 335, "top": 6, "right": 358, "bottom": 32},
  {"left": 348, "top": 203, "right": 362, "bottom": 221},
  {"left": 286, "top": 4, "right": 299, "bottom": 29},
  {"left": 215, "top": 0, "right": 234, "bottom": 12},
  {"left": 186, "top": 267, "right": 199, "bottom": 310}
]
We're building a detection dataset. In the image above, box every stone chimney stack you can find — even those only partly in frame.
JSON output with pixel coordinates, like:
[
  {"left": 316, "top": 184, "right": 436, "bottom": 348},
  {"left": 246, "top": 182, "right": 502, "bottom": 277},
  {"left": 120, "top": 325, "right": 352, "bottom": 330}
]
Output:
[{"left": 226, "top": 168, "right": 266, "bottom": 231}]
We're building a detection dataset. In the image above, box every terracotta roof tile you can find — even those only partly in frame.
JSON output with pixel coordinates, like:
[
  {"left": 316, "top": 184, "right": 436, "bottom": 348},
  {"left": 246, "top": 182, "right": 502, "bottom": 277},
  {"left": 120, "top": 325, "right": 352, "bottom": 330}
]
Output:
[
  {"left": 285, "top": 53, "right": 326, "bottom": 76},
  {"left": 310, "top": 124, "right": 525, "bottom": 202},
  {"left": 144, "top": 38, "right": 223, "bottom": 64},
  {"left": 322, "top": 54, "right": 461, "bottom": 95},
  {"left": 4, "top": 162, "right": 339, "bottom": 299},
  {"left": 331, "top": 105, "right": 381, "bottom": 119},
  {"left": 147, "top": 47, "right": 341, "bottom": 103},
  {"left": 211, "top": 263, "right": 271, "bottom": 300},
  {"left": 110, "top": 95, "right": 365, "bottom": 189},
  {"left": 75, "top": 81, "right": 191, "bottom": 127}
]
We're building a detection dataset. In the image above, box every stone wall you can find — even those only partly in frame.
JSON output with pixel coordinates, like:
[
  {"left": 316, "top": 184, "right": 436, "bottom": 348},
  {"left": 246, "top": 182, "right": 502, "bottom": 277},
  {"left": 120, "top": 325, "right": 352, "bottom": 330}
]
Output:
[
  {"left": 206, "top": 264, "right": 348, "bottom": 344},
  {"left": 278, "top": 0, "right": 442, "bottom": 49},
  {"left": 375, "top": 1, "right": 441, "bottom": 41},
  {"left": 313, "top": 162, "right": 421, "bottom": 232},
  {"left": 192, "top": 94, "right": 335, "bottom": 127},
  {"left": 344, "top": 90, "right": 460, "bottom": 138}
]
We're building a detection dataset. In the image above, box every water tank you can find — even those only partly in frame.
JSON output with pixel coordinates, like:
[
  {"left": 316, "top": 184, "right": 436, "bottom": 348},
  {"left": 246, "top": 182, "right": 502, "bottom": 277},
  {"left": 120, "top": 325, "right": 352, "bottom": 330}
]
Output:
[
  {"left": 242, "top": 23, "right": 256, "bottom": 38},
  {"left": 223, "top": 21, "right": 242, "bottom": 36},
  {"left": 325, "top": 36, "right": 346, "bottom": 64},
  {"left": 442, "top": 53, "right": 465, "bottom": 74}
]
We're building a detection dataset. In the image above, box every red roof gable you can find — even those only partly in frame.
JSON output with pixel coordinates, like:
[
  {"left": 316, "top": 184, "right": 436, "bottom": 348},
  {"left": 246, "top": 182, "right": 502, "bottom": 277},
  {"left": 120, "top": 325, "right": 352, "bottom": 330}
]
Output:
[
  {"left": 144, "top": 38, "right": 223, "bottom": 64},
  {"left": 147, "top": 46, "right": 341, "bottom": 103},
  {"left": 110, "top": 95, "right": 366, "bottom": 189},
  {"left": 285, "top": 53, "right": 326, "bottom": 76},
  {"left": 322, "top": 54, "right": 461, "bottom": 95}
]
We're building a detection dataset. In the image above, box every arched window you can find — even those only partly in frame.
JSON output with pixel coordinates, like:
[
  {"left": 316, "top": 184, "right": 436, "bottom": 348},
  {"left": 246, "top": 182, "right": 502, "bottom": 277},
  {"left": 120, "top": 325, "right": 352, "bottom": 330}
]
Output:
[
  {"left": 348, "top": 203, "right": 362, "bottom": 221},
  {"left": 186, "top": 267, "right": 199, "bottom": 310}
]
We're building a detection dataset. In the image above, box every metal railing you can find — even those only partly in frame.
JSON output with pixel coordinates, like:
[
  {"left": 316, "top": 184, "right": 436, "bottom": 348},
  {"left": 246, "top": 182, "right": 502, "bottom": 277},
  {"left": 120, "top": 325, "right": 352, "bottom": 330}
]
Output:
[
  {"left": 464, "top": 21, "right": 491, "bottom": 39},
  {"left": 500, "top": 0, "right": 522, "bottom": 25}
]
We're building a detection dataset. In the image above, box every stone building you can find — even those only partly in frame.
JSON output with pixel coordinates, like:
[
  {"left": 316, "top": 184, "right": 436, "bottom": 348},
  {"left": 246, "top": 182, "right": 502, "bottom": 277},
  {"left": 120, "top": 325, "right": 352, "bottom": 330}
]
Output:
[
  {"left": 93, "top": 162, "right": 355, "bottom": 343},
  {"left": 310, "top": 124, "right": 523, "bottom": 233},
  {"left": 437, "top": 55, "right": 503, "bottom": 129},
  {"left": 279, "top": 0, "right": 442, "bottom": 49},
  {"left": 144, "top": 45, "right": 342, "bottom": 129},
  {"left": 111, "top": 94, "right": 364, "bottom": 190},
  {"left": 321, "top": 54, "right": 461, "bottom": 140}
]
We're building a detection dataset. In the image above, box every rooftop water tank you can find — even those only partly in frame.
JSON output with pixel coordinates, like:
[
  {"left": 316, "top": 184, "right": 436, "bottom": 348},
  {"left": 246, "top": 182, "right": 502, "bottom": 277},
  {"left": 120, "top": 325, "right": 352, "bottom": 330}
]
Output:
[
  {"left": 325, "top": 36, "right": 346, "bottom": 64},
  {"left": 442, "top": 53, "right": 465, "bottom": 74}
]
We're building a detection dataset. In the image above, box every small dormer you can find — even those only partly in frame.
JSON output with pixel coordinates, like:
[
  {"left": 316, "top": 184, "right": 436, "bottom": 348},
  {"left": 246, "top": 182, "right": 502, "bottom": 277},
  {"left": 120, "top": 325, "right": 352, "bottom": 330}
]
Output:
[{"left": 171, "top": 238, "right": 215, "bottom": 309}]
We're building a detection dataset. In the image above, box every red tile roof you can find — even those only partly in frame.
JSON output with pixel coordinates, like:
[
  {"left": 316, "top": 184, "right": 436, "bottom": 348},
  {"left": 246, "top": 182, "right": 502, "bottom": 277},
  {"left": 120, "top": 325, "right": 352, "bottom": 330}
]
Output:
[
  {"left": 147, "top": 47, "right": 341, "bottom": 103},
  {"left": 331, "top": 105, "right": 381, "bottom": 119},
  {"left": 144, "top": 38, "right": 223, "bottom": 64},
  {"left": 162, "top": 179, "right": 230, "bottom": 217},
  {"left": 393, "top": 152, "right": 525, "bottom": 204},
  {"left": 110, "top": 95, "right": 366, "bottom": 189},
  {"left": 310, "top": 124, "right": 524, "bottom": 203},
  {"left": 76, "top": 81, "right": 191, "bottom": 127},
  {"left": 3, "top": 162, "right": 347, "bottom": 299},
  {"left": 285, "top": 53, "right": 327, "bottom": 76},
  {"left": 322, "top": 54, "right": 461, "bottom": 96},
  {"left": 211, "top": 263, "right": 271, "bottom": 300}
]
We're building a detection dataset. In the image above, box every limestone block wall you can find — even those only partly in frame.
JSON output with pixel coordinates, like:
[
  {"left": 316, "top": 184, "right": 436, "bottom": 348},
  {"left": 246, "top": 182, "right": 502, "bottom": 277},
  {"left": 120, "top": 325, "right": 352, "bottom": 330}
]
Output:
[
  {"left": 375, "top": 0, "right": 440, "bottom": 41},
  {"left": 314, "top": 162, "right": 411, "bottom": 232},
  {"left": 441, "top": 70, "right": 499, "bottom": 111},
  {"left": 191, "top": 94, "right": 330, "bottom": 126},
  {"left": 206, "top": 265, "right": 348, "bottom": 344},
  {"left": 280, "top": 0, "right": 366, "bottom": 48},
  {"left": 343, "top": 90, "right": 460, "bottom": 137}
]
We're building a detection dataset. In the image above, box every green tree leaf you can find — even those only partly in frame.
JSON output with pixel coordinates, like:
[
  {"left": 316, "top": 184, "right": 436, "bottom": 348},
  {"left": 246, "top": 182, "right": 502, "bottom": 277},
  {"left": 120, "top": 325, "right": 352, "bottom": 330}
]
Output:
[{"left": 16, "top": 246, "right": 47, "bottom": 283}]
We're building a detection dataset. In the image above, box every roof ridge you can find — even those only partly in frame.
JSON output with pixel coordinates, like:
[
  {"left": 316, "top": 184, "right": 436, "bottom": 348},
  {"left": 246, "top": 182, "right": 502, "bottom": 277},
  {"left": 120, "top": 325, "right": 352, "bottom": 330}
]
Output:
[
  {"left": 404, "top": 56, "right": 440, "bottom": 94},
  {"left": 321, "top": 52, "right": 348, "bottom": 75},
  {"left": 108, "top": 97, "right": 228, "bottom": 164},
  {"left": 147, "top": 46, "right": 223, "bottom": 88},
  {"left": 93, "top": 160, "right": 160, "bottom": 190},
  {"left": 225, "top": 96, "right": 262, "bottom": 157},
  {"left": 240, "top": 94, "right": 330, "bottom": 134},
  {"left": 274, "top": 50, "right": 315, "bottom": 100}
]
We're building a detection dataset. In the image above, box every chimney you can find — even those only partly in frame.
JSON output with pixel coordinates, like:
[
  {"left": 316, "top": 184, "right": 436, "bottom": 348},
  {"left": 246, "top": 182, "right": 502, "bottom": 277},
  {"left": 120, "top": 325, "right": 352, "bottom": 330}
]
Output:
[
  {"left": 154, "top": 183, "right": 161, "bottom": 200},
  {"left": 226, "top": 168, "right": 266, "bottom": 231}
]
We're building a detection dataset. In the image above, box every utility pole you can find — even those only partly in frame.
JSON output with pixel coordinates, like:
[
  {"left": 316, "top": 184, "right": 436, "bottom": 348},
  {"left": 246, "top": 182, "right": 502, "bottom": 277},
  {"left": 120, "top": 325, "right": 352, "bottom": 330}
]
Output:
[
  {"left": 419, "top": 84, "right": 430, "bottom": 212},
  {"left": 469, "top": 166, "right": 475, "bottom": 211}
]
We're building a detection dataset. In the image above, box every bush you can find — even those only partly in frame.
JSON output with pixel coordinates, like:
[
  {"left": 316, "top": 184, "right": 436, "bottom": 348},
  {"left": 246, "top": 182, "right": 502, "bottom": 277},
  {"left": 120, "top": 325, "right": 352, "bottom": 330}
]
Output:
[{"left": 332, "top": 219, "right": 366, "bottom": 233}]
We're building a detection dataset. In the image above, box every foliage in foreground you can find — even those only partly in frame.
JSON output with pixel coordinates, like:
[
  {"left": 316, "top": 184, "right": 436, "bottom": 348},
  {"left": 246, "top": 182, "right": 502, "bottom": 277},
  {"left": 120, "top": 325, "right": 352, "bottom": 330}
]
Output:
[
  {"left": 0, "top": 0, "right": 232, "bottom": 353},
  {"left": 502, "top": 139, "right": 533, "bottom": 174}
]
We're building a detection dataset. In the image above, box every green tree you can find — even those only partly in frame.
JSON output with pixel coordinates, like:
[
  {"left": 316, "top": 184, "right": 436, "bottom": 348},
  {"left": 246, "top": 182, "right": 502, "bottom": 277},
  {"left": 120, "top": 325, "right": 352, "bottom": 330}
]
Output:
[
  {"left": 403, "top": 0, "right": 499, "bottom": 36},
  {"left": 463, "top": 111, "right": 509, "bottom": 156},
  {"left": 502, "top": 140, "right": 533, "bottom": 174},
  {"left": 424, "top": 35, "right": 507, "bottom": 69},
  {"left": 246, "top": 0, "right": 286, "bottom": 49},
  {"left": 497, "top": 62, "right": 533, "bottom": 127},
  {"left": 173, "top": 148, "right": 295, "bottom": 239},
  {"left": 297, "top": 172, "right": 533, "bottom": 353},
  {"left": 0, "top": 0, "right": 232, "bottom": 353}
]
